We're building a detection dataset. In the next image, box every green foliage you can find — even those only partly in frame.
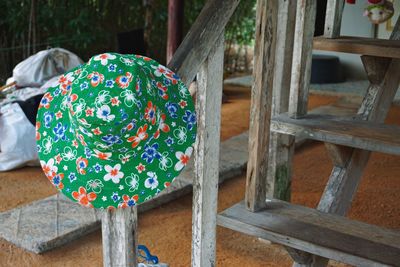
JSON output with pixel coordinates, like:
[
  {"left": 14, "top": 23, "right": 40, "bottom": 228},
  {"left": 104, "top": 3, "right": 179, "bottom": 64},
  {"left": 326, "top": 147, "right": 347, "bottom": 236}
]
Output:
[{"left": 0, "top": 0, "right": 256, "bottom": 83}]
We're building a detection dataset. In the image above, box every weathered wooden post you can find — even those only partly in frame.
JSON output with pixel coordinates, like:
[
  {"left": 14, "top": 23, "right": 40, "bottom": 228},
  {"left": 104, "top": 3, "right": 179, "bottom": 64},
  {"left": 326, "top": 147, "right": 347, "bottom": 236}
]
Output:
[
  {"left": 101, "top": 207, "right": 138, "bottom": 266},
  {"left": 192, "top": 32, "right": 224, "bottom": 267}
]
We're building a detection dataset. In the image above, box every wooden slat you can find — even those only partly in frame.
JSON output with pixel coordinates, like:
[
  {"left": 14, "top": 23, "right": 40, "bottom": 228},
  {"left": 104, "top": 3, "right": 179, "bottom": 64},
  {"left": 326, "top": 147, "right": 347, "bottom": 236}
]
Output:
[
  {"left": 167, "top": 0, "right": 240, "bottom": 86},
  {"left": 191, "top": 32, "right": 224, "bottom": 267},
  {"left": 271, "top": 114, "right": 400, "bottom": 156},
  {"left": 217, "top": 200, "right": 400, "bottom": 266},
  {"left": 313, "top": 36, "right": 400, "bottom": 59},
  {"left": 101, "top": 206, "right": 138, "bottom": 267},
  {"left": 245, "top": 0, "right": 279, "bottom": 212}
]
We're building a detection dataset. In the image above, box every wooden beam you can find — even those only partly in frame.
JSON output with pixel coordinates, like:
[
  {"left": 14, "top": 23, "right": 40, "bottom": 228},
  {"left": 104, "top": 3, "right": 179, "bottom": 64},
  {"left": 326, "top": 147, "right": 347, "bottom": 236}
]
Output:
[
  {"left": 288, "top": 0, "right": 317, "bottom": 118},
  {"left": 167, "top": 0, "right": 240, "bottom": 86},
  {"left": 191, "top": 32, "right": 224, "bottom": 267},
  {"left": 167, "top": 0, "right": 184, "bottom": 64},
  {"left": 323, "top": 0, "right": 345, "bottom": 38},
  {"left": 101, "top": 207, "right": 138, "bottom": 267},
  {"left": 245, "top": 0, "right": 279, "bottom": 212}
]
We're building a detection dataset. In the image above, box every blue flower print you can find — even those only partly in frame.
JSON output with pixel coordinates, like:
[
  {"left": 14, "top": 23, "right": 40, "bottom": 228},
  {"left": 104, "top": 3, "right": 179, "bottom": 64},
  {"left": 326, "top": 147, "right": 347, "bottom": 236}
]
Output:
[
  {"left": 84, "top": 147, "right": 92, "bottom": 158},
  {"left": 80, "top": 81, "right": 89, "bottom": 91},
  {"left": 108, "top": 64, "right": 117, "bottom": 72},
  {"left": 102, "top": 134, "right": 122, "bottom": 146},
  {"left": 105, "top": 79, "right": 115, "bottom": 88},
  {"left": 183, "top": 110, "right": 196, "bottom": 130},
  {"left": 43, "top": 111, "right": 54, "bottom": 128},
  {"left": 54, "top": 88, "right": 61, "bottom": 96},
  {"left": 94, "top": 163, "right": 103, "bottom": 173},
  {"left": 163, "top": 78, "right": 171, "bottom": 86},
  {"left": 68, "top": 172, "right": 77, "bottom": 183},
  {"left": 53, "top": 122, "right": 68, "bottom": 142},
  {"left": 141, "top": 143, "right": 161, "bottom": 164},
  {"left": 165, "top": 102, "right": 178, "bottom": 118},
  {"left": 165, "top": 136, "right": 174, "bottom": 147},
  {"left": 112, "top": 192, "right": 120, "bottom": 202}
]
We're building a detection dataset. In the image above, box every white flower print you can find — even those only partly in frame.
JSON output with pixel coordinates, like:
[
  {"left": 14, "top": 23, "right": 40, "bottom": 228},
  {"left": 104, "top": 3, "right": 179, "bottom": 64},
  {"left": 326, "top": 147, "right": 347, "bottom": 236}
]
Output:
[
  {"left": 40, "top": 158, "right": 58, "bottom": 176},
  {"left": 125, "top": 174, "right": 140, "bottom": 192},
  {"left": 72, "top": 99, "right": 86, "bottom": 117},
  {"left": 95, "top": 90, "right": 112, "bottom": 106},
  {"left": 62, "top": 146, "right": 77, "bottom": 161},
  {"left": 144, "top": 171, "right": 159, "bottom": 190},
  {"left": 158, "top": 152, "right": 172, "bottom": 171},
  {"left": 174, "top": 147, "right": 193, "bottom": 171},
  {"left": 42, "top": 137, "right": 53, "bottom": 154},
  {"left": 173, "top": 126, "right": 187, "bottom": 145},
  {"left": 93, "top": 53, "right": 116, "bottom": 66},
  {"left": 96, "top": 105, "right": 115, "bottom": 122},
  {"left": 104, "top": 164, "right": 124, "bottom": 184}
]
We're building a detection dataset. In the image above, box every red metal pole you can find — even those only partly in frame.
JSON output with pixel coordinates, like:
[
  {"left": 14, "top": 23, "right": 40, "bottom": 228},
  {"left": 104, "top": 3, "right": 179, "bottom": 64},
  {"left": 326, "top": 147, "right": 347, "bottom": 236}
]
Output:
[{"left": 167, "top": 0, "right": 184, "bottom": 64}]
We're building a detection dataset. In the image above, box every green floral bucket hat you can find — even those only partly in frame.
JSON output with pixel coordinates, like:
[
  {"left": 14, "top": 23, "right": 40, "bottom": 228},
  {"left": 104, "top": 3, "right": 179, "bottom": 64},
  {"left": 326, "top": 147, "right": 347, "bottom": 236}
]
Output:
[{"left": 36, "top": 53, "right": 196, "bottom": 209}]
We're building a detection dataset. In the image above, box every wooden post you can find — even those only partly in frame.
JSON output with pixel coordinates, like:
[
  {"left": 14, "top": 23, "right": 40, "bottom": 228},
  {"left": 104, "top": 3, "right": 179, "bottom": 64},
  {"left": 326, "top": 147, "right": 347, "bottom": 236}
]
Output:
[
  {"left": 324, "top": 0, "right": 345, "bottom": 38},
  {"left": 191, "top": 32, "right": 224, "bottom": 267},
  {"left": 101, "top": 207, "right": 138, "bottom": 267},
  {"left": 167, "top": 0, "right": 184, "bottom": 64},
  {"left": 288, "top": 0, "right": 317, "bottom": 118},
  {"left": 245, "top": 0, "right": 279, "bottom": 212},
  {"left": 267, "top": 0, "right": 297, "bottom": 202}
]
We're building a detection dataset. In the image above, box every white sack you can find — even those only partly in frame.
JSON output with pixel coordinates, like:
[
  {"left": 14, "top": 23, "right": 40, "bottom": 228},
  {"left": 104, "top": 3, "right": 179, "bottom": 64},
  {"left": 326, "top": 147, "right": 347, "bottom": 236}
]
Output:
[{"left": 0, "top": 103, "right": 39, "bottom": 171}]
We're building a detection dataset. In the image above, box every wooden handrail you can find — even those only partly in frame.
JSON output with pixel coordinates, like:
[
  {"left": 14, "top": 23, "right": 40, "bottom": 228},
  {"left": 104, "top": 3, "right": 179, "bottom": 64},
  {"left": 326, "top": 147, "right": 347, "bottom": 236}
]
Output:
[{"left": 168, "top": 0, "right": 240, "bottom": 86}]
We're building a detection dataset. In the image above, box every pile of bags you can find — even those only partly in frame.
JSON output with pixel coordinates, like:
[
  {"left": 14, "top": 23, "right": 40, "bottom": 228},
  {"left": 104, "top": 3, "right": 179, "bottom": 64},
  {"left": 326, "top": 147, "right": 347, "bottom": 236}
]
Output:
[{"left": 0, "top": 48, "right": 82, "bottom": 171}]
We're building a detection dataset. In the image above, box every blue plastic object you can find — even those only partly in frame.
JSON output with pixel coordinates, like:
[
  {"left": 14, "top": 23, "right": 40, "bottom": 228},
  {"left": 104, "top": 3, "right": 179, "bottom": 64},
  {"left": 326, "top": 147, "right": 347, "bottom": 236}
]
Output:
[{"left": 138, "top": 245, "right": 159, "bottom": 264}]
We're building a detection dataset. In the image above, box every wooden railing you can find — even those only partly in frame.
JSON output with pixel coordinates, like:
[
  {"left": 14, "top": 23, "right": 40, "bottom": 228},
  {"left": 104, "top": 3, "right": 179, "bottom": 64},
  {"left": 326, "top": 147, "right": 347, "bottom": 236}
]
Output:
[{"left": 100, "top": 0, "right": 240, "bottom": 266}]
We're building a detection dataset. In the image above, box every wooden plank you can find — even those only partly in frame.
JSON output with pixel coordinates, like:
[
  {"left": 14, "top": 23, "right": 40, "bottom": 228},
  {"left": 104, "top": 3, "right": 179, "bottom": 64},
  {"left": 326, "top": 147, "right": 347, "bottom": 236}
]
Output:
[
  {"left": 101, "top": 207, "right": 138, "bottom": 267},
  {"left": 313, "top": 36, "right": 400, "bottom": 59},
  {"left": 289, "top": 0, "right": 317, "bottom": 118},
  {"left": 217, "top": 201, "right": 400, "bottom": 266},
  {"left": 267, "top": 0, "right": 296, "bottom": 201},
  {"left": 191, "top": 32, "right": 224, "bottom": 267},
  {"left": 167, "top": 0, "right": 240, "bottom": 86},
  {"left": 271, "top": 113, "right": 400, "bottom": 156},
  {"left": 324, "top": 0, "right": 345, "bottom": 38},
  {"left": 245, "top": 0, "right": 279, "bottom": 212}
]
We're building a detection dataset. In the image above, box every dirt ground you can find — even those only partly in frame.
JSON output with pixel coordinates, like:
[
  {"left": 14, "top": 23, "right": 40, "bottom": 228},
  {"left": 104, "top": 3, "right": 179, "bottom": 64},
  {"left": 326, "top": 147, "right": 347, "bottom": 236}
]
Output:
[{"left": 0, "top": 84, "right": 399, "bottom": 267}]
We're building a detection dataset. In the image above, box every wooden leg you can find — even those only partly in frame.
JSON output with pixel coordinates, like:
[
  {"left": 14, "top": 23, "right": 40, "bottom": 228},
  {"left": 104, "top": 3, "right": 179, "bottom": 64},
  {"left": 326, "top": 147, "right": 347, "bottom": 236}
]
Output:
[
  {"left": 267, "top": 0, "right": 297, "bottom": 201},
  {"left": 101, "top": 206, "right": 138, "bottom": 267},
  {"left": 245, "top": 0, "right": 279, "bottom": 212},
  {"left": 324, "top": 0, "right": 345, "bottom": 38},
  {"left": 191, "top": 32, "right": 224, "bottom": 267}
]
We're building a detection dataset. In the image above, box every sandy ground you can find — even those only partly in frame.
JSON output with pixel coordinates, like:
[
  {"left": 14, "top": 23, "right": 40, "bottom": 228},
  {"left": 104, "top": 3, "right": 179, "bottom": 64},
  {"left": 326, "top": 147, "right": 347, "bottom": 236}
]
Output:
[{"left": 0, "top": 84, "right": 399, "bottom": 267}]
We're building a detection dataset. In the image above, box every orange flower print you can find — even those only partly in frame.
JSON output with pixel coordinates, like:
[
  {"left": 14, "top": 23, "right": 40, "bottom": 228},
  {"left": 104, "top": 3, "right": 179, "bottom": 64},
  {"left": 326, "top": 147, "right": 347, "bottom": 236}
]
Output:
[
  {"left": 127, "top": 124, "right": 148, "bottom": 148},
  {"left": 153, "top": 113, "right": 170, "bottom": 139},
  {"left": 87, "top": 72, "right": 104, "bottom": 87},
  {"left": 36, "top": 122, "right": 41, "bottom": 140},
  {"left": 144, "top": 101, "right": 157, "bottom": 125},
  {"left": 72, "top": 187, "right": 97, "bottom": 208},
  {"left": 76, "top": 157, "right": 89, "bottom": 175},
  {"left": 118, "top": 195, "right": 139, "bottom": 208},
  {"left": 94, "top": 149, "right": 112, "bottom": 160},
  {"left": 48, "top": 172, "right": 64, "bottom": 190},
  {"left": 116, "top": 72, "right": 133, "bottom": 89}
]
